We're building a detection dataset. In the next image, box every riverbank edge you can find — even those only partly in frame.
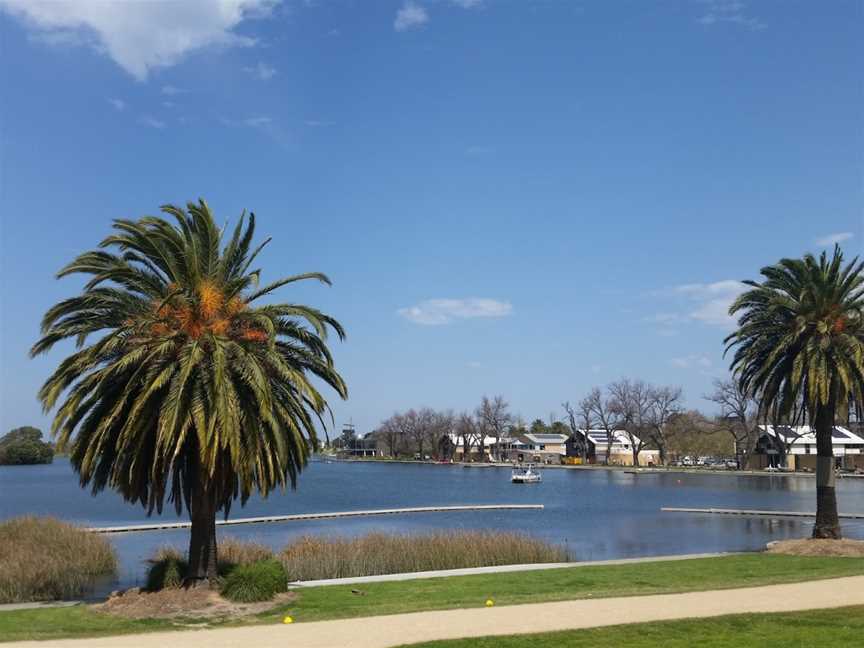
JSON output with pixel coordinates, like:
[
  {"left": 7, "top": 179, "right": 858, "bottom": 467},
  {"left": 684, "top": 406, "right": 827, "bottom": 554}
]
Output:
[
  {"left": 3, "top": 554, "right": 864, "bottom": 645},
  {"left": 327, "top": 457, "right": 864, "bottom": 478}
]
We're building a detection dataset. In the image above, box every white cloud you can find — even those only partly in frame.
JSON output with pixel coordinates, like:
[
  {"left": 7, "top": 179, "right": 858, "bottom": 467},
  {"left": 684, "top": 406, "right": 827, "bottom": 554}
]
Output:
[
  {"left": 244, "top": 60, "right": 276, "bottom": 80},
  {"left": 107, "top": 97, "right": 125, "bottom": 111},
  {"left": 467, "top": 361, "right": 483, "bottom": 369},
  {"left": 398, "top": 298, "right": 512, "bottom": 325},
  {"left": 394, "top": 1, "right": 428, "bottom": 32},
  {"left": 815, "top": 232, "right": 854, "bottom": 247},
  {"left": 677, "top": 280, "right": 747, "bottom": 329},
  {"left": 451, "top": 0, "right": 483, "bottom": 7},
  {"left": 0, "top": 0, "right": 278, "bottom": 81},
  {"left": 243, "top": 116, "right": 272, "bottom": 128},
  {"left": 697, "top": 1, "right": 765, "bottom": 31},
  {"left": 670, "top": 354, "right": 713, "bottom": 370},
  {"left": 139, "top": 115, "right": 165, "bottom": 129},
  {"left": 647, "top": 280, "right": 747, "bottom": 331}
]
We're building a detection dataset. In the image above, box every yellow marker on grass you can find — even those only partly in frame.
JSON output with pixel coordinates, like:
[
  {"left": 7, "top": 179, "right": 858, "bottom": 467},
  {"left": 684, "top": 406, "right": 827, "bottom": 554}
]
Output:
[
  {"left": 283, "top": 616, "right": 294, "bottom": 624},
  {"left": 485, "top": 599, "right": 494, "bottom": 607}
]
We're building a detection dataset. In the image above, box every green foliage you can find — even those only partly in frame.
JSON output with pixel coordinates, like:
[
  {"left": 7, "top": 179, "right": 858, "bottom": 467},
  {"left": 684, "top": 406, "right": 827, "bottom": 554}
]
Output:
[
  {"left": 220, "top": 559, "right": 287, "bottom": 602},
  {"left": 30, "top": 199, "right": 347, "bottom": 522},
  {"left": 0, "top": 427, "right": 53, "bottom": 465},
  {"left": 145, "top": 551, "right": 186, "bottom": 591},
  {"left": 726, "top": 246, "right": 864, "bottom": 416},
  {"left": 0, "top": 516, "right": 116, "bottom": 604}
]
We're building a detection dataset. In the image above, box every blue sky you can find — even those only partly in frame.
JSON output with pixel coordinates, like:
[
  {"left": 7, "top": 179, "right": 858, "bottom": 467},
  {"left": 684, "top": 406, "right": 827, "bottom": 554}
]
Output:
[{"left": 0, "top": 0, "right": 862, "bottom": 437}]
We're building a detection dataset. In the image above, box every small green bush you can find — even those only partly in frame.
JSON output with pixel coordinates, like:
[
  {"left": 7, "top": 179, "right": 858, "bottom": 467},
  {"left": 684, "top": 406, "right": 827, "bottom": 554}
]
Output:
[
  {"left": 145, "top": 540, "right": 275, "bottom": 591},
  {"left": 145, "top": 548, "right": 187, "bottom": 591},
  {"left": 220, "top": 559, "right": 287, "bottom": 602}
]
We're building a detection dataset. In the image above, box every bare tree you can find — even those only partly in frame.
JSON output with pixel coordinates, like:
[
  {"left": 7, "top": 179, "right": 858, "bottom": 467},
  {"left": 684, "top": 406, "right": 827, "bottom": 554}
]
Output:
[
  {"left": 428, "top": 409, "right": 455, "bottom": 460},
  {"left": 646, "top": 385, "right": 684, "bottom": 465},
  {"left": 375, "top": 413, "right": 406, "bottom": 457},
  {"left": 563, "top": 399, "right": 593, "bottom": 464},
  {"left": 585, "top": 386, "right": 619, "bottom": 465},
  {"left": 455, "top": 412, "right": 478, "bottom": 462},
  {"left": 609, "top": 378, "right": 652, "bottom": 467},
  {"left": 476, "top": 395, "right": 511, "bottom": 462},
  {"left": 705, "top": 378, "right": 758, "bottom": 469}
]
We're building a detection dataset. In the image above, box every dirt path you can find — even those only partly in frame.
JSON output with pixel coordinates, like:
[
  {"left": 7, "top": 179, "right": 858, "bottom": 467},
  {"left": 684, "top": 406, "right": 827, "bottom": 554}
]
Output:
[{"left": 11, "top": 575, "right": 864, "bottom": 648}]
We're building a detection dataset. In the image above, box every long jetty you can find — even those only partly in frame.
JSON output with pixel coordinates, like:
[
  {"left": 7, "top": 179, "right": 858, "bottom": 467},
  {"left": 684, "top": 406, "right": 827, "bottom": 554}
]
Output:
[
  {"left": 86, "top": 504, "right": 544, "bottom": 534},
  {"left": 662, "top": 507, "right": 864, "bottom": 519}
]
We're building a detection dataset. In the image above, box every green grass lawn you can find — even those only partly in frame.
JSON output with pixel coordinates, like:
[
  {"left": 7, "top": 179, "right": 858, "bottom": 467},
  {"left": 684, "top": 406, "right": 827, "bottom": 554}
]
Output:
[
  {"left": 2, "top": 554, "right": 863, "bottom": 643},
  {"left": 396, "top": 605, "right": 864, "bottom": 648}
]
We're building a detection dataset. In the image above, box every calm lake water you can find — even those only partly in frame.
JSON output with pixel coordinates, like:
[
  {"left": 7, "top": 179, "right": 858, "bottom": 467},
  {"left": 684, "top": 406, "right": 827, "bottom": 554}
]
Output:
[{"left": 2, "top": 458, "right": 863, "bottom": 595}]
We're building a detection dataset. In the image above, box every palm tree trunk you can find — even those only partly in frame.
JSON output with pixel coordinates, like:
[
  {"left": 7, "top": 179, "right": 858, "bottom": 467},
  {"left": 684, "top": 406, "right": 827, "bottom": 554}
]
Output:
[
  {"left": 812, "top": 401, "right": 841, "bottom": 539},
  {"left": 186, "top": 480, "right": 219, "bottom": 586}
]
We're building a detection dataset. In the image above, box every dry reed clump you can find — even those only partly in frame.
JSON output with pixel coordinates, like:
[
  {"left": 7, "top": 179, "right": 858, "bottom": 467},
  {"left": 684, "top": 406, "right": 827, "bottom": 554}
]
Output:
[
  {"left": 0, "top": 516, "right": 117, "bottom": 603},
  {"left": 279, "top": 531, "right": 569, "bottom": 582}
]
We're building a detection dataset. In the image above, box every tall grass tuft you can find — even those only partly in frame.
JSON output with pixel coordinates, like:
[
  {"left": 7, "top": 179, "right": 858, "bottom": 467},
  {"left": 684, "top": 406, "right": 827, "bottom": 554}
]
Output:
[
  {"left": 0, "top": 516, "right": 117, "bottom": 603},
  {"left": 279, "top": 531, "right": 569, "bottom": 582}
]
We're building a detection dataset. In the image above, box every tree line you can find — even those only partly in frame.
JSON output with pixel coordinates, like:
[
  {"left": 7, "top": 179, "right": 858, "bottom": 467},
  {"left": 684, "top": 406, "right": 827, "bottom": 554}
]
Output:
[{"left": 364, "top": 378, "right": 794, "bottom": 467}]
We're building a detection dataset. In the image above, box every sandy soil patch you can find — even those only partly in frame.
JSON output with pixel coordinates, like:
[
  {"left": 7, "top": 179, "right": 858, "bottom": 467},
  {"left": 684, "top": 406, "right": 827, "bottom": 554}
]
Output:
[
  {"left": 766, "top": 538, "right": 864, "bottom": 557},
  {"left": 93, "top": 587, "right": 294, "bottom": 621}
]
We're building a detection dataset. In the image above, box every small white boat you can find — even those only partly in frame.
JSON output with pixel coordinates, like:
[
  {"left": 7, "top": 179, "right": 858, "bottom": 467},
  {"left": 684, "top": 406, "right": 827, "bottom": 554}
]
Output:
[{"left": 511, "top": 464, "right": 542, "bottom": 484}]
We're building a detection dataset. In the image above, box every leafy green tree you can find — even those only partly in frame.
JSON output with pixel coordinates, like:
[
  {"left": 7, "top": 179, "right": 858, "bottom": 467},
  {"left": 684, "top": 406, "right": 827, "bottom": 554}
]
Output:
[
  {"left": 725, "top": 246, "right": 864, "bottom": 538},
  {"left": 31, "top": 200, "right": 347, "bottom": 584},
  {"left": 0, "top": 427, "right": 53, "bottom": 465}
]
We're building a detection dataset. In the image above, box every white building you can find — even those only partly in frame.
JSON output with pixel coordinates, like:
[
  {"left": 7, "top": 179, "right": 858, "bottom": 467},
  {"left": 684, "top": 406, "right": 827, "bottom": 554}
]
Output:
[{"left": 755, "top": 425, "right": 864, "bottom": 470}]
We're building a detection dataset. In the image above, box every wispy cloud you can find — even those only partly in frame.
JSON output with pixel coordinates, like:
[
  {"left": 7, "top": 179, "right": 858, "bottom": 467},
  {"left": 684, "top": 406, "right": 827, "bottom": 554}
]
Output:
[
  {"left": 394, "top": 1, "right": 428, "bottom": 32},
  {"left": 398, "top": 298, "right": 513, "bottom": 325},
  {"left": 697, "top": 0, "right": 766, "bottom": 31},
  {"left": 305, "top": 119, "right": 334, "bottom": 127},
  {"left": 815, "top": 232, "right": 854, "bottom": 247},
  {"left": 139, "top": 115, "right": 165, "bottom": 129},
  {"left": 670, "top": 353, "right": 713, "bottom": 370},
  {"left": 0, "top": 0, "right": 277, "bottom": 81},
  {"left": 243, "top": 116, "right": 272, "bottom": 128},
  {"left": 647, "top": 280, "right": 747, "bottom": 331},
  {"left": 107, "top": 97, "right": 125, "bottom": 111},
  {"left": 244, "top": 61, "right": 276, "bottom": 80},
  {"left": 467, "top": 360, "right": 483, "bottom": 369},
  {"left": 675, "top": 280, "right": 748, "bottom": 328},
  {"left": 161, "top": 85, "right": 188, "bottom": 96},
  {"left": 451, "top": 0, "right": 483, "bottom": 7}
]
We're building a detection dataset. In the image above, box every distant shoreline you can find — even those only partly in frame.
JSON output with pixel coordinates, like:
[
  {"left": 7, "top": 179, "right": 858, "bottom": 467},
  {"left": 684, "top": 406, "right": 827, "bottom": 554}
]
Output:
[{"left": 321, "top": 457, "right": 864, "bottom": 479}]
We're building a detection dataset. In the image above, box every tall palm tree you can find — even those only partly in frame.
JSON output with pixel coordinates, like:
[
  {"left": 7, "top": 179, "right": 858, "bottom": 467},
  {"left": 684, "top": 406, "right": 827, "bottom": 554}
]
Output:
[
  {"left": 725, "top": 246, "right": 864, "bottom": 539},
  {"left": 31, "top": 200, "right": 347, "bottom": 584}
]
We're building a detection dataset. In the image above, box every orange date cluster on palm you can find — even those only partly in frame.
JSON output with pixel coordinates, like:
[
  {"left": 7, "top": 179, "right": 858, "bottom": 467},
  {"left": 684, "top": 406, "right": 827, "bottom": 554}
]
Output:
[{"left": 147, "top": 281, "right": 267, "bottom": 342}]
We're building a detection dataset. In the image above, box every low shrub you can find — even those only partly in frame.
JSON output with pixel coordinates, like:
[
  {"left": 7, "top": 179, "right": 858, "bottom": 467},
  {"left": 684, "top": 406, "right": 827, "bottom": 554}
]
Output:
[
  {"left": 145, "top": 539, "right": 275, "bottom": 591},
  {"left": 279, "top": 531, "right": 569, "bottom": 582},
  {"left": 220, "top": 559, "right": 287, "bottom": 602},
  {"left": 145, "top": 547, "right": 187, "bottom": 591},
  {"left": 0, "top": 516, "right": 117, "bottom": 603}
]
